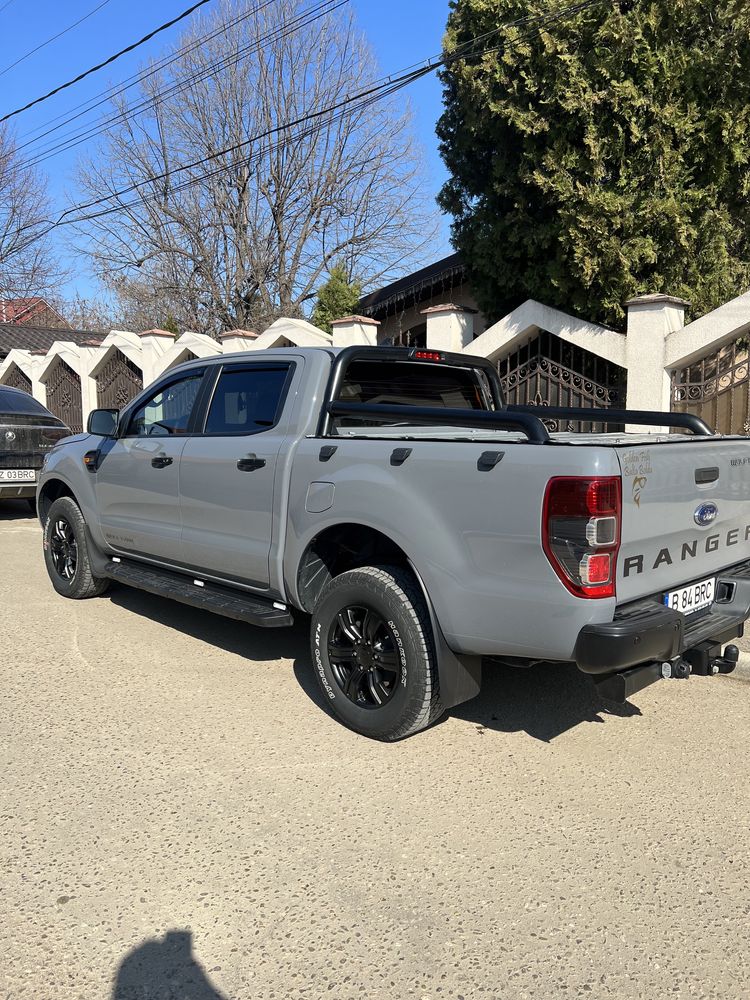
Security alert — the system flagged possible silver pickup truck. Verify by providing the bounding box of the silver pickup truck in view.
[37,346,750,739]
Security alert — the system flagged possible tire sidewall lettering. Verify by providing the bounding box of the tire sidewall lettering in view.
[314,621,336,700]
[387,619,408,686]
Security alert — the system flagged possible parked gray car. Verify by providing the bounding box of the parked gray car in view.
[37,346,750,739]
[0,386,69,510]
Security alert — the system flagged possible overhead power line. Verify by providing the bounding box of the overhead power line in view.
[0,0,114,80]
[13,0,618,249]
[18,0,346,170]
[14,0,279,151]
[0,0,215,123]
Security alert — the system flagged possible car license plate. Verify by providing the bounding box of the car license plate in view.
[663,576,715,616]
[0,469,36,482]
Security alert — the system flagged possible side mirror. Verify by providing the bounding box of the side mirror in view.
[87,408,119,437]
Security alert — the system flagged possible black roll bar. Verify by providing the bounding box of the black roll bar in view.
[508,404,714,436]
[326,401,551,444]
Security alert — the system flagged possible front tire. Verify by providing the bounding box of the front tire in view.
[310,565,443,741]
[43,496,110,599]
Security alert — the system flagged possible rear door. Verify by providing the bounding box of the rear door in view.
[616,438,750,604]
[178,360,297,589]
[94,369,206,561]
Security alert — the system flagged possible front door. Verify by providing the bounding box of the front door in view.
[95,370,206,561]
[178,361,296,588]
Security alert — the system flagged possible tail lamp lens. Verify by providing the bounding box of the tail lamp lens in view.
[542,477,621,599]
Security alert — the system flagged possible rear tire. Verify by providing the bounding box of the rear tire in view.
[310,565,443,741]
[43,496,110,599]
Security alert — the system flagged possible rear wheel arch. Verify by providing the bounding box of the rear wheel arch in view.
[296,522,415,613]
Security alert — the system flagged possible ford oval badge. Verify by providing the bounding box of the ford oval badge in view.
[694,502,718,526]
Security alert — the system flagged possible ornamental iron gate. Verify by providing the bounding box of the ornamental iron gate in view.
[497,330,627,432]
[96,349,143,410]
[45,358,83,433]
[671,340,750,435]
[4,365,32,394]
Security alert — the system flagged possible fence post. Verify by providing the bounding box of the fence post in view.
[423,304,476,352]
[624,294,689,421]
[330,315,380,347]
[138,329,175,385]
[220,330,259,353]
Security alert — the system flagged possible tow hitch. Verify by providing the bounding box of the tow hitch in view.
[594,643,740,702]
[683,642,739,677]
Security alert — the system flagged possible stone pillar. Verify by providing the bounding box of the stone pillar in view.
[330,315,380,348]
[28,351,49,406]
[138,328,175,385]
[422,304,476,353]
[79,341,104,425]
[624,294,689,429]
[220,330,259,353]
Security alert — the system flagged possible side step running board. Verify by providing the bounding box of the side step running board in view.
[104,558,293,628]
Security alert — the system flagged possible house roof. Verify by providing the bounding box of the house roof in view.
[359,253,465,318]
[0,297,68,326]
[0,324,105,360]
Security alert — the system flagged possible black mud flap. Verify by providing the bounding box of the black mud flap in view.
[410,561,482,711]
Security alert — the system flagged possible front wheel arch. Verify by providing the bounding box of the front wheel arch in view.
[38,477,78,526]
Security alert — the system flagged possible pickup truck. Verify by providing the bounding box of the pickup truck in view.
[37,346,749,740]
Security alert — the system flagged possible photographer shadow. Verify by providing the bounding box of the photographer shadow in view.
[113,929,229,1000]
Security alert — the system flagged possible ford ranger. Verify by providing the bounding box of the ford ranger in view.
[37,346,749,740]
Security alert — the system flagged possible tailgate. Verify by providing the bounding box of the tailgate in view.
[616,439,750,603]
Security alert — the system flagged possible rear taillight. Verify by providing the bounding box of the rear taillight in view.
[542,476,621,599]
[42,427,69,442]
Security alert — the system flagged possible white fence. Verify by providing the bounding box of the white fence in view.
[3,289,750,431]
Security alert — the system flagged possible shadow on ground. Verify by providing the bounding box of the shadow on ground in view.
[108,583,310,665]
[113,929,229,1000]
[0,498,36,521]
[108,583,639,742]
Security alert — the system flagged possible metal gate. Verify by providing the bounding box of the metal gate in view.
[671,340,750,435]
[497,330,626,432]
[3,366,32,394]
[45,358,83,433]
[96,349,143,410]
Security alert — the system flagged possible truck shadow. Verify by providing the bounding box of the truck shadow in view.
[105,585,639,742]
[112,929,229,999]
[106,584,311,665]
[449,659,641,742]
[0,498,36,521]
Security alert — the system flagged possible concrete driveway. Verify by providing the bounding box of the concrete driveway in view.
[2,498,750,999]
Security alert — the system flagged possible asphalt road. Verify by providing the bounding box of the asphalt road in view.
[2,498,750,999]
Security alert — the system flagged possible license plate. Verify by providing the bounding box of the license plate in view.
[664,576,715,616]
[0,469,36,482]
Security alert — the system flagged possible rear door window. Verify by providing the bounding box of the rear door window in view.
[203,365,291,435]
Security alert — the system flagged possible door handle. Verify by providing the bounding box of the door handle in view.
[237,453,266,472]
[151,454,173,469]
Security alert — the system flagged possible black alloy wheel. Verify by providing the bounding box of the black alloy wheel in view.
[49,516,78,581]
[328,605,401,708]
[42,496,110,599]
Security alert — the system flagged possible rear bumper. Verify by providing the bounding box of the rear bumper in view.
[575,560,750,676]
[0,483,36,499]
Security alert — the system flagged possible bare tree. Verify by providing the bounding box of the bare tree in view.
[76,0,435,336]
[0,125,64,301]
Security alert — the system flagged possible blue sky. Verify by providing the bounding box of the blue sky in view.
[0,0,452,301]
